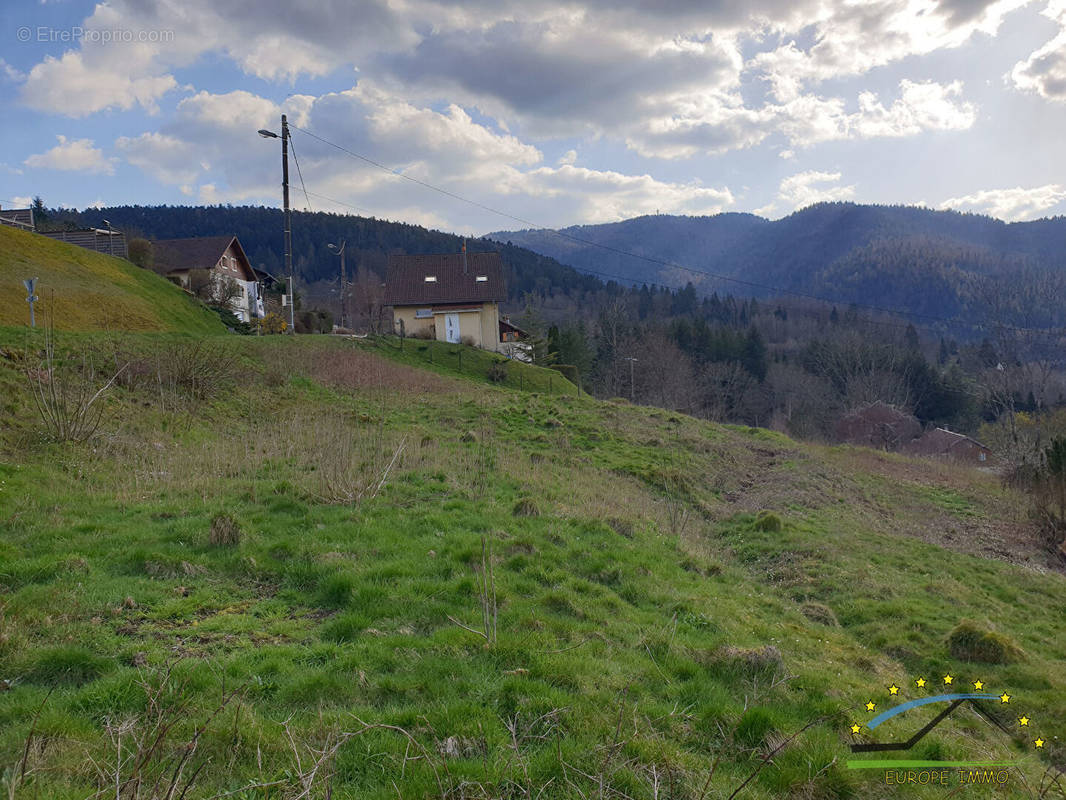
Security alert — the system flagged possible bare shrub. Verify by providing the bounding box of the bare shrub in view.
[159,340,240,401]
[513,497,540,517]
[83,662,243,800]
[447,534,498,645]
[27,329,126,442]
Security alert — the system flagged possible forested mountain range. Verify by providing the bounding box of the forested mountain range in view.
[490,202,1066,328]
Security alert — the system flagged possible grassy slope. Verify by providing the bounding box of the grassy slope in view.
[0,226,224,334]
[0,332,1063,799]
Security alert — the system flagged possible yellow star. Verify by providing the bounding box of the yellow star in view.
[915,677,926,688]
[888,685,900,695]
[851,724,861,734]
[1019,716,1030,727]
[1000,693,1011,704]
[943,674,954,685]
[865,701,876,712]
[1035,738,1045,748]
[973,680,984,691]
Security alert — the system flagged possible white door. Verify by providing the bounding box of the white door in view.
[445,313,461,343]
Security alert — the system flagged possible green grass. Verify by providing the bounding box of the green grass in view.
[378,335,581,395]
[0,330,1063,799]
[0,225,224,333]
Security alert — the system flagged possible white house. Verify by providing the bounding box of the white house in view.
[152,235,264,322]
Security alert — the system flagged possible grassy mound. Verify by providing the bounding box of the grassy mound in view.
[0,225,223,333]
[947,620,1025,664]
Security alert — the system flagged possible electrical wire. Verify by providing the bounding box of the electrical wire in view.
[286,123,1066,342]
[287,135,314,214]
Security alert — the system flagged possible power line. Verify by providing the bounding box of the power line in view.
[287,135,314,213]
[286,123,1066,341]
[296,189,375,217]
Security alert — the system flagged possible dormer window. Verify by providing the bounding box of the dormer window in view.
[424,275,437,282]
[475,275,488,282]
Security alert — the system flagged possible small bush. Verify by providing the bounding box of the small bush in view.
[801,602,838,626]
[28,645,109,686]
[752,511,783,532]
[487,361,508,383]
[513,497,541,517]
[209,513,242,547]
[319,572,357,607]
[947,620,1024,664]
[734,707,776,749]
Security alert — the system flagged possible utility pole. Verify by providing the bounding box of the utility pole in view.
[328,240,347,330]
[258,115,295,333]
[282,115,294,334]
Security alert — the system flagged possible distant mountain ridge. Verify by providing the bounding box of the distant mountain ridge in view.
[488,203,1066,325]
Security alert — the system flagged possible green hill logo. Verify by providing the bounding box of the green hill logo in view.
[845,674,1050,786]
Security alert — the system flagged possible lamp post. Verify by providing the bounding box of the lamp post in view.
[327,240,346,331]
[258,115,295,334]
[103,219,114,257]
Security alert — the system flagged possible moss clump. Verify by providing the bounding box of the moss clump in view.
[704,644,784,683]
[947,620,1024,664]
[801,601,839,626]
[752,511,783,532]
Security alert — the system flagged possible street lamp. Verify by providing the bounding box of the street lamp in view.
[257,116,295,334]
[327,240,347,330]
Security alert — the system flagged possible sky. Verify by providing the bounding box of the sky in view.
[2,0,1066,235]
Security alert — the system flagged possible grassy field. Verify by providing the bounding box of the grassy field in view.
[0,226,224,334]
[1,329,1063,799]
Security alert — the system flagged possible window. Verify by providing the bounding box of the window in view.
[424,275,437,282]
[475,275,488,282]
[415,308,432,318]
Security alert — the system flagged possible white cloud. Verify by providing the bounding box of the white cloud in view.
[939,184,1066,219]
[1011,0,1066,103]
[118,84,733,229]
[116,132,198,184]
[24,135,116,175]
[21,51,177,117]
[557,149,577,165]
[750,0,1028,103]
[11,196,33,207]
[852,80,976,137]
[0,58,25,82]
[777,170,856,209]
[626,80,976,157]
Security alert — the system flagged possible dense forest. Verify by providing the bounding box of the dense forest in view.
[35,201,1066,445]
[492,202,1066,331]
